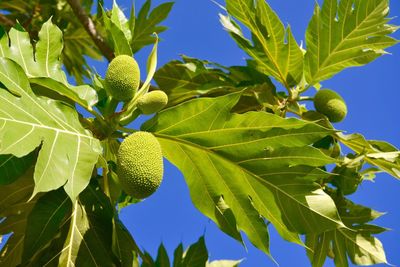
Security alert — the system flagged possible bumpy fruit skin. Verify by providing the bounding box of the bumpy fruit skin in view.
[314,89,347,122]
[137,90,168,115]
[105,55,140,101]
[117,131,163,199]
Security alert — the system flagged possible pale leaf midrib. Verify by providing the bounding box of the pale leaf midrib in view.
[0,72,78,133]
[0,117,93,139]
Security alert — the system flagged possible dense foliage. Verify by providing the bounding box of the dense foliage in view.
[0,0,399,266]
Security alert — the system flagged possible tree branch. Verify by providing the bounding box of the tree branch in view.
[66,0,115,61]
[0,13,15,28]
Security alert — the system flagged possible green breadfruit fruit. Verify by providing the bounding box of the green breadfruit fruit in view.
[117,131,163,199]
[137,90,168,115]
[105,55,140,101]
[314,89,347,123]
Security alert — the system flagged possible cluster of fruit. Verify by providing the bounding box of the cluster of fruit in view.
[105,55,166,199]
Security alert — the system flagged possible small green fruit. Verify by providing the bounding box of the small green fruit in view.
[105,55,140,101]
[117,131,163,199]
[137,90,168,115]
[314,89,347,122]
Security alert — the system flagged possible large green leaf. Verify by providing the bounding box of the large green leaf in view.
[222,0,303,88]
[0,58,101,200]
[337,133,400,179]
[305,0,398,85]
[0,167,35,266]
[0,20,98,108]
[142,92,345,257]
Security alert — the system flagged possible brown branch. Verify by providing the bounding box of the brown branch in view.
[0,13,15,28]
[66,0,115,61]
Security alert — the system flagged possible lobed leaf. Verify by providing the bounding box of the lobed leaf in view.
[337,132,400,179]
[305,0,398,85]
[305,198,388,266]
[0,58,101,200]
[142,92,345,258]
[130,0,174,53]
[0,0,98,83]
[222,0,303,88]
[0,19,98,108]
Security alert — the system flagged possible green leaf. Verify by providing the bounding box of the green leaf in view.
[0,19,98,108]
[181,236,208,267]
[141,34,159,92]
[305,0,398,85]
[142,92,345,257]
[306,197,388,266]
[155,243,170,267]
[337,132,400,179]
[111,0,132,41]
[154,56,277,110]
[0,167,35,266]
[112,218,140,267]
[130,0,174,53]
[21,189,72,264]
[102,6,132,56]
[57,182,116,266]
[145,237,241,267]
[172,244,184,267]
[330,164,362,195]
[222,0,303,87]
[0,58,102,200]
[0,151,36,185]
[0,0,98,83]
[30,77,98,109]
[305,231,332,267]
[102,5,132,56]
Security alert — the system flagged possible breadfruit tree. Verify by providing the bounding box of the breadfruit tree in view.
[0,0,399,266]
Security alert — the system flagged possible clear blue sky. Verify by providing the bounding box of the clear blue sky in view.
[91,0,400,266]
[1,0,397,266]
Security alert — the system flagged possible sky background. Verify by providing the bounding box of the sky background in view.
[93,0,400,267]
[1,1,398,267]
